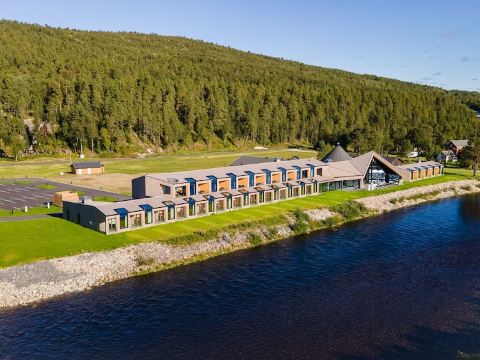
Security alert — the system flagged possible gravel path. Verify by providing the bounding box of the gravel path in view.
[0,179,478,310]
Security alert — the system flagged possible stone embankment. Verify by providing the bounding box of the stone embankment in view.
[1,179,479,310]
[358,179,480,212]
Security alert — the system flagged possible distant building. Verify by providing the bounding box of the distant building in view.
[445,140,470,155]
[436,150,457,163]
[70,161,105,175]
[53,191,80,207]
[230,156,280,166]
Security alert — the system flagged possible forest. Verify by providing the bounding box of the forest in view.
[0,20,479,158]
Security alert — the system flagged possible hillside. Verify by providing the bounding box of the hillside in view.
[0,20,479,157]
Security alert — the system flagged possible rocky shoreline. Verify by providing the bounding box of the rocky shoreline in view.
[0,179,479,311]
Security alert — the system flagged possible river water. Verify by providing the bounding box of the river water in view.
[1,195,480,359]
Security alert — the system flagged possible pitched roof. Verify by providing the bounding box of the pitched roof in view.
[230,156,280,166]
[322,144,352,163]
[71,161,103,169]
[447,139,470,148]
[349,151,407,178]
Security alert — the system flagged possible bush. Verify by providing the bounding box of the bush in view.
[248,232,262,247]
[135,255,155,267]
[321,214,343,228]
[291,220,309,234]
[293,208,308,222]
[331,201,367,220]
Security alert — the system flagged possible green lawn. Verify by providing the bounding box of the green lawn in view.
[0,148,316,178]
[0,170,472,269]
[36,183,58,190]
[0,205,61,218]
[93,195,119,202]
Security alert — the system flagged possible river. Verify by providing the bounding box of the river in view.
[1,195,480,359]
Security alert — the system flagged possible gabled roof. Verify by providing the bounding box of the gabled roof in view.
[349,151,406,178]
[447,139,470,148]
[71,161,103,169]
[230,156,280,166]
[322,144,352,163]
[439,150,456,156]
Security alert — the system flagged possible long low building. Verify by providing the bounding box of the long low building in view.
[63,146,444,234]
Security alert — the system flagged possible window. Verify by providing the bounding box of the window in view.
[155,209,166,223]
[233,197,242,208]
[216,200,225,211]
[130,213,142,227]
[108,218,117,233]
[176,186,187,197]
[316,168,323,176]
[266,191,273,202]
[119,214,128,229]
[197,202,207,215]
[168,206,175,220]
[259,191,265,203]
[176,206,187,218]
[140,205,153,224]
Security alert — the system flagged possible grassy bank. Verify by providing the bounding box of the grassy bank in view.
[0,171,471,269]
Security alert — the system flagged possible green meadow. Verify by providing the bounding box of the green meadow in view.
[0,148,316,178]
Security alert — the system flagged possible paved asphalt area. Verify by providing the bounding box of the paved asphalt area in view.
[0,178,130,211]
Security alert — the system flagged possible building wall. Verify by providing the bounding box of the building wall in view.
[63,201,106,232]
[132,176,146,199]
[72,167,104,175]
[237,177,248,188]
[218,178,231,191]
[197,182,210,194]
[271,172,281,183]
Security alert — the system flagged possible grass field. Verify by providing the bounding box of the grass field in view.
[0,205,61,218]
[0,170,472,269]
[0,148,316,179]
[0,148,317,194]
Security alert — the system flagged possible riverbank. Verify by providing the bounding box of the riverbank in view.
[0,179,479,310]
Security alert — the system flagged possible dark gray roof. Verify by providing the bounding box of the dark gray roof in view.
[71,161,103,169]
[321,145,352,163]
[230,156,280,166]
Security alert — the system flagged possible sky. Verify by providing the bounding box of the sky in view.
[2,0,479,91]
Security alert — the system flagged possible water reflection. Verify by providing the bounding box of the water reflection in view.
[1,195,480,360]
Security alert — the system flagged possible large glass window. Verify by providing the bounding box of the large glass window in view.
[155,209,166,223]
[108,218,117,233]
[119,215,128,229]
[130,213,142,227]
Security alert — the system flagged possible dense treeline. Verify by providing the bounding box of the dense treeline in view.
[0,20,479,157]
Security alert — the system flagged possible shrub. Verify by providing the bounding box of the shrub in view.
[291,220,309,234]
[293,208,308,222]
[248,232,262,247]
[321,214,343,228]
[135,255,155,267]
[331,201,367,220]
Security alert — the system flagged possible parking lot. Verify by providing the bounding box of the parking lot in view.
[0,179,130,211]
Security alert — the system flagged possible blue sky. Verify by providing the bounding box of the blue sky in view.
[2,0,479,91]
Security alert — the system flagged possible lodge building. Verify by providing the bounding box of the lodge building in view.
[63,146,444,235]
